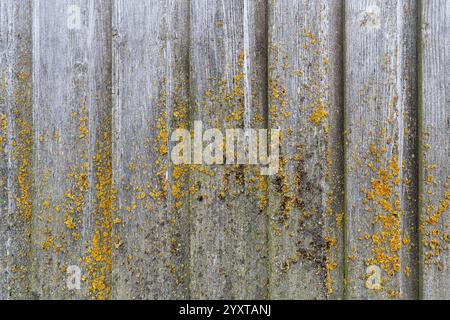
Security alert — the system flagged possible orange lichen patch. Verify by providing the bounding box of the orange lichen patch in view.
[304,29,317,46]
[269,79,290,124]
[136,189,146,200]
[156,113,169,156]
[64,214,76,230]
[258,175,268,211]
[17,71,30,81]
[82,137,114,300]
[168,86,190,209]
[370,144,377,155]
[422,186,450,265]
[171,183,182,201]
[64,162,89,239]
[0,113,6,152]
[425,192,450,226]
[78,116,88,139]
[170,174,186,209]
[41,234,54,251]
[309,104,328,126]
[149,92,171,206]
[336,213,344,228]
[362,151,405,280]
[371,174,393,199]
[9,68,33,223]
[14,113,33,222]
[42,200,51,210]
[195,50,248,129]
[387,290,400,299]
[325,236,337,295]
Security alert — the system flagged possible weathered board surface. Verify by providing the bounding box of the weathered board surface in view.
[30,0,112,300]
[112,0,190,299]
[189,0,268,299]
[419,0,450,300]
[267,0,344,299]
[0,0,33,300]
[345,0,419,299]
[0,0,449,300]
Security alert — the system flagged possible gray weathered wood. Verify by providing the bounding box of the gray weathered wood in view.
[1,0,450,301]
[30,0,112,299]
[0,0,33,300]
[111,0,190,299]
[419,0,450,300]
[267,0,345,299]
[345,0,419,299]
[189,0,268,299]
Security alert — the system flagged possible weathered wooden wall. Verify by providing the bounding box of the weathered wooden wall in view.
[0,0,448,300]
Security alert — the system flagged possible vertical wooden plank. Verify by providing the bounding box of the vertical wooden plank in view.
[267,0,345,299]
[345,0,419,299]
[111,0,190,299]
[419,0,450,300]
[31,0,112,299]
[189,0,268,299]
[0,0,33,300]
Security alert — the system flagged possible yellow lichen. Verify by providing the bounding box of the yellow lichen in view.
[78,116,88,139]
[362,150,405,282]
[309,105,328,126]
[64,162,89,239]
[325,236,337,295]
[82,136,114,300]
[0,113,6,153]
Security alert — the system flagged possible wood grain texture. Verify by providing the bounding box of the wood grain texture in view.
[345,0,419,299]
[267,0,345,300]
[30,0,112,299]
[189,0,268,299]
[419,0,450,300]
[1,0,450,301]
[112,0,190,299]
[0,0,33,300]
